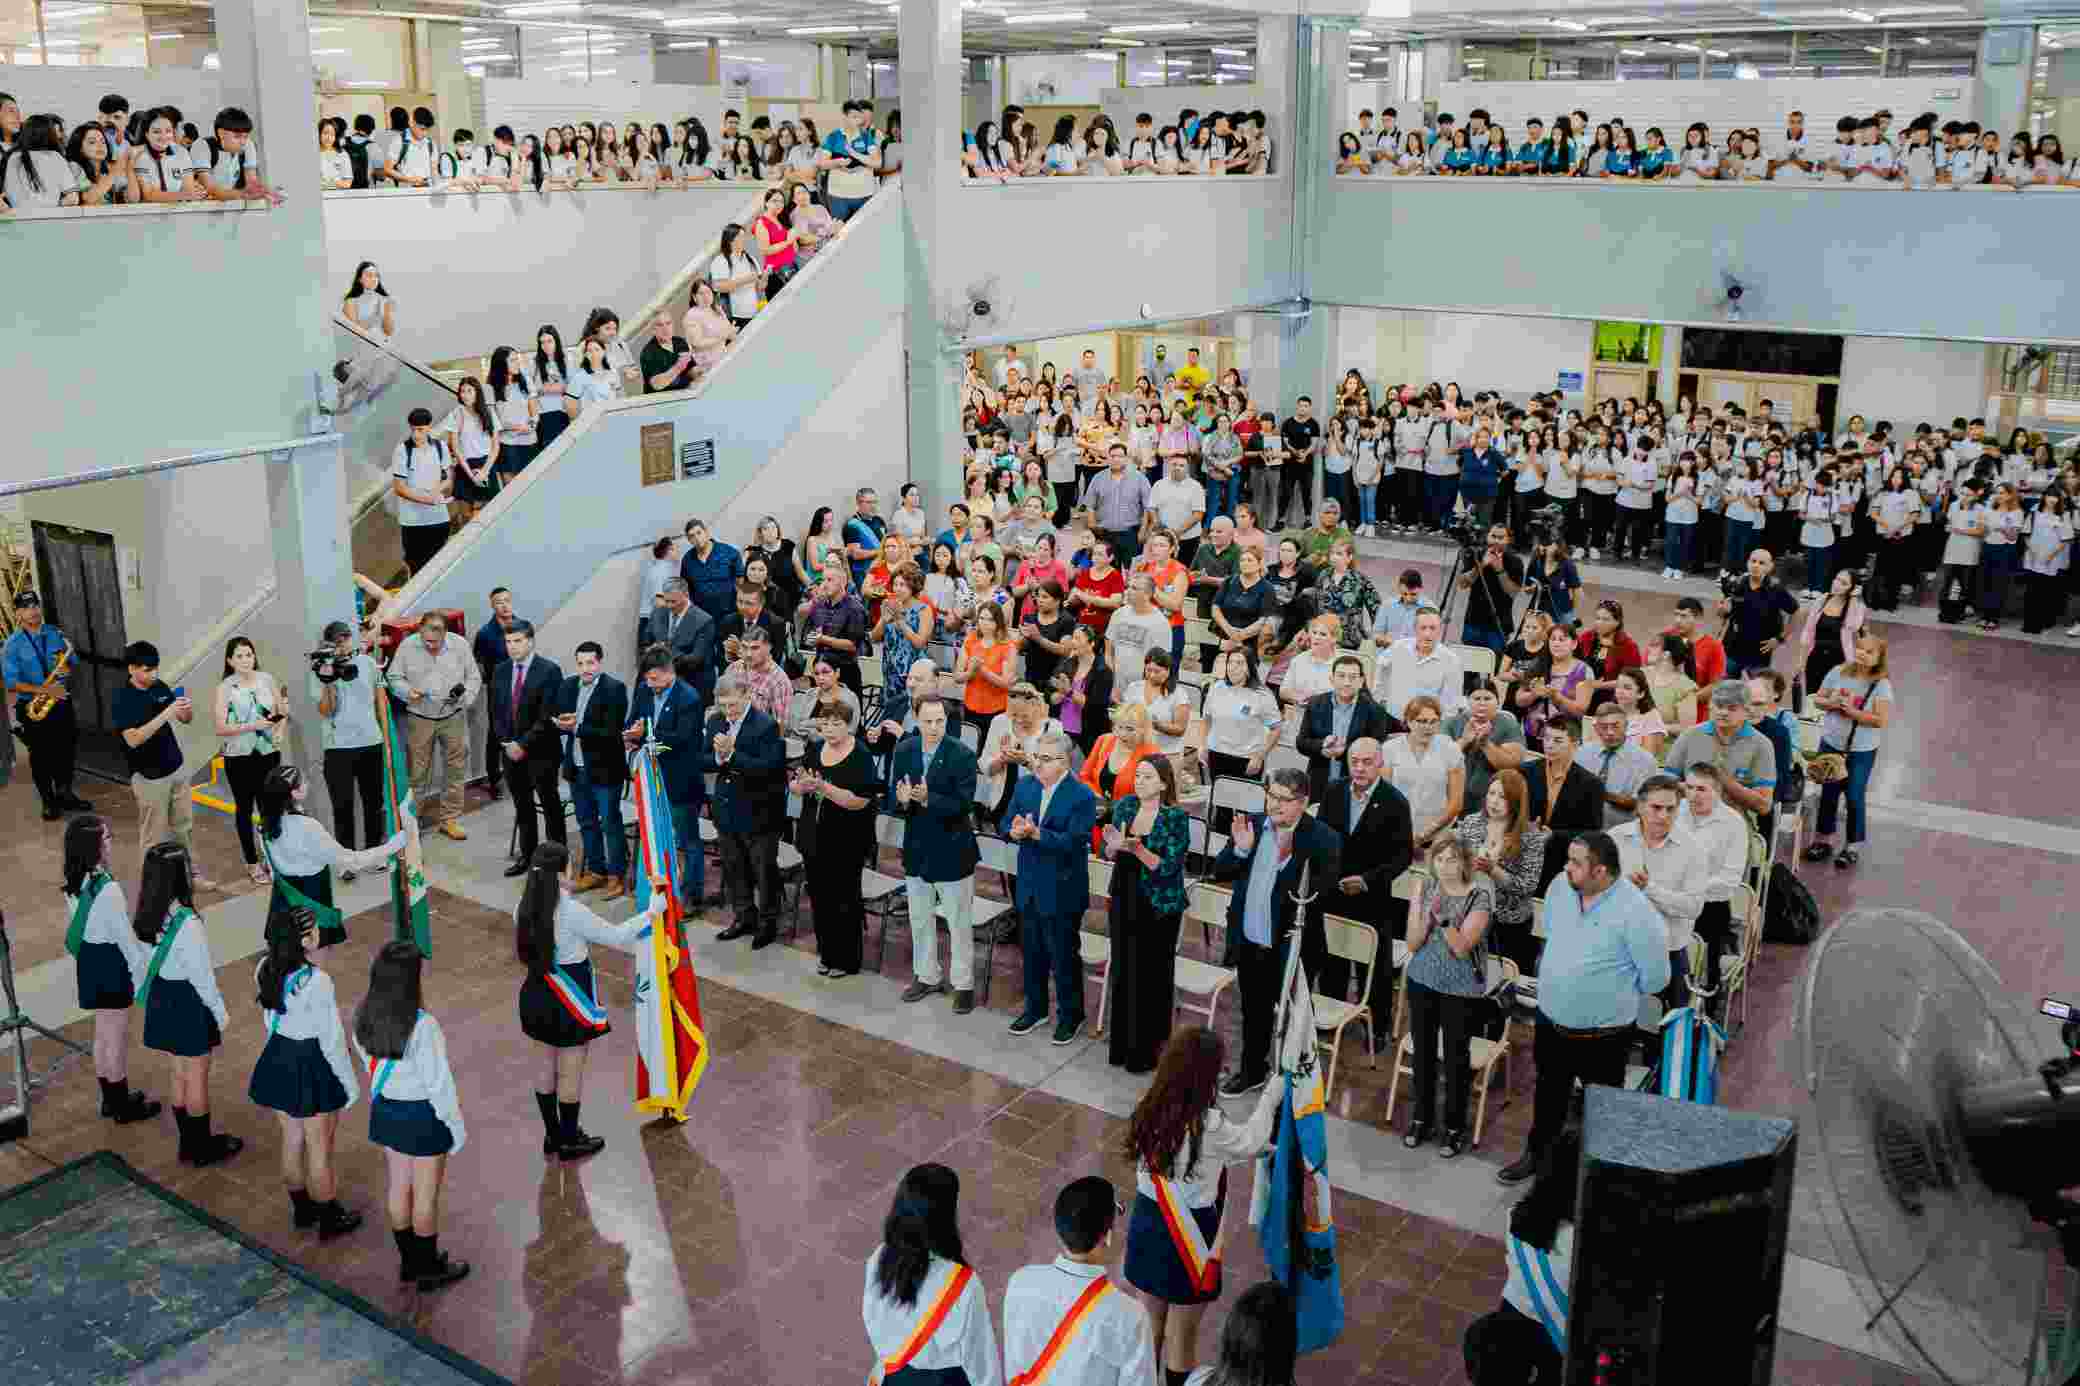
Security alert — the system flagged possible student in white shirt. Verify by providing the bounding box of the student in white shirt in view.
[391,408,453,576]
[709,223,763,327]
[442,376,501,523]
[381,106,436,190]
[2,113,82,208]
[863,1164,1002,1386]
[1849,118,1898,188]
[1044,114,1082,175]
[62,815,161,1125]
[318,116,353,189]
[1767,112,1813,183]
[185,105,283,205]
[128,107,202,204]
[249,906,365,1240]
[1677,122,1718,182]
[487,344,538,477]
[1004,1178,1157,1386]
[135,842,242,1166]
[568,334,624,413]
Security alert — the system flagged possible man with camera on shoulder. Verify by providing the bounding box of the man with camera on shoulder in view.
[1714,548,1798,680]
[384,611,482,841]
[309,620,389,879]
[1456,521,1525,659]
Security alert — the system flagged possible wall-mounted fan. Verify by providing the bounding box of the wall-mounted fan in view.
[2003,346,2054,390]
[937,275,1009,344]
[1702,268,1764,324]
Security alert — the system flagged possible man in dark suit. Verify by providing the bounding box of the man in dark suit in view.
[715,578,793,674]
[999,729,1101,1045]
[648,578,717,706]
[1294,655,1403,804]
[1317,735,1414,1004]
[887,697,982,1013]
[554,640,630,900]
[1524,717,1605,889]
[1210,766,1342,1095]
[491,620,565,877]
[472,585,524,800]
[623,643,706,905]
[699,672,787,947]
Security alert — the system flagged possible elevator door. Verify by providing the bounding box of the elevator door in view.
[33,523,130,780]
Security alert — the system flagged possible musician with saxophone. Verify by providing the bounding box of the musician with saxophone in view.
[4,590,92,822]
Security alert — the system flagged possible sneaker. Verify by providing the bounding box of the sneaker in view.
[1008,1012,1048,1037]
[2068,623,2080,638]
[1496,1151,1539,1185]
[1219,1070,1267,1097]
[341,867,358,884]
[901,980,945,1004]
[952,989,975,1015]
[1801,842,1835,864]
[1588,547,1601,560]
[1051,1017,1085,1046]
[1835,848,1859,868]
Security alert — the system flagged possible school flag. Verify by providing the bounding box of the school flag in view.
[629,742,708,1120]
[1250,913,1345,1355]
[372,690,433,956]
[1655,1004,1727,1106]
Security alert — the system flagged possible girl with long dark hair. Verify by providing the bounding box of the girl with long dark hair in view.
[63,814,160,1124]
[135,842,241,1166]
[513,842,646,1161]
[341,258,394,338]
[862,1163,999,1383]
[214,634,285,884]
[487,344,539,479]
[1121,1026,1281,1382]
[249,907,363,1239]
[532,324,573,451]
[257,763,409,948]
[441,376,501,523]
[1185,1281,1298,1386]
[352,939,469,1291]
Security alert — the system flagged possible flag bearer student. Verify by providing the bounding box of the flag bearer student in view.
[862,1162,1003,1386]
[1121,1027,1281,1386]
[62,814,161,1125]
[248,906,364,1240]
[352,939,470,1292]
[256,764,412,948]
[135,841,243,1166]
[1003,1175,1158,1386]
[512,842,651,1161]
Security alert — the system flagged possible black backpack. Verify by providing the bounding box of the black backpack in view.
[345,137,372,189]
[1763,862,1820,944]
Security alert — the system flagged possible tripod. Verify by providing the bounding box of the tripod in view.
[0,909,90,1143]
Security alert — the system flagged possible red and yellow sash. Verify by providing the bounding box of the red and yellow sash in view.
[1009,1277,1114,1386]
[1150,1172,1222,1295]
[868,1263,974,1385]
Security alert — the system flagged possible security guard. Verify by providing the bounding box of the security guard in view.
[4,591,92,821]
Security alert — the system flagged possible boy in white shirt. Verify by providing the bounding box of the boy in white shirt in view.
[383,106,437,188]
[194,106,284,205]
[1824,116,1861,183]
[1850,117,1898,187]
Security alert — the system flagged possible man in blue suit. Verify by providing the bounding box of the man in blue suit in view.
[623,643,705,904]
[887,697,982,1013]
[998,728,1100,1045]
[553,640,630,899]
[1210,766,1342,1095]
[699,673,788,948]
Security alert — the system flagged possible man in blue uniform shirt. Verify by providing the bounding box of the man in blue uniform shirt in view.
[3,590,91,819]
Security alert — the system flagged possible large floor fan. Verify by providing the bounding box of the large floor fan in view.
[1795,908,2080,1386]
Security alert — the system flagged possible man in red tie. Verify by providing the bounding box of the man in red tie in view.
[491,621,566,877]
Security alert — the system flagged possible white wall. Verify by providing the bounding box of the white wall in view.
[1335,308,1591,397]
[1007,55,1122,106]
[1436,77,1980,145]
[0,61,222,127]
[1837,337,1990,430]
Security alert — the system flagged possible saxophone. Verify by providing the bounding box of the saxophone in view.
[26,645,70,721]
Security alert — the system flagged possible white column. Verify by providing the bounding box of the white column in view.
[256,440,357,782]
[897,0,966,515]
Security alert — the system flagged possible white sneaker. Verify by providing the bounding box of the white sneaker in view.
[2067,623,2080,638]
[1588,547,1602,560]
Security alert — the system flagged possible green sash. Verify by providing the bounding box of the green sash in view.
[135,906,193,1007]
[257,819,346,936]
[63,871,109,959]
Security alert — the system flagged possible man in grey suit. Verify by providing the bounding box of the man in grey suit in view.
[647,578,716,706]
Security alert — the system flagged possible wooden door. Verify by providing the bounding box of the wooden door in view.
[31,523,127,762]
[1592,366,1649,410]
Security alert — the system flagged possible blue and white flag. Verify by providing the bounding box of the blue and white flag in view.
[1656,1004,1726,1106]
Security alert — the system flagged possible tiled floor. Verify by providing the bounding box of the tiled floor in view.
[6,541,2071,1384]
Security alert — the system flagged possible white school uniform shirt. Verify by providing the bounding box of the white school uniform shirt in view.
[551,894,649,967]
[263,812,403,878]
[1138,1084,1282,1209]
[710,251,761,319]
[2025,511,2073,576]
[1770,132,1811,182]
[255,964,360,1109]
[1942,503,1987,566]
[192,136,261,193]
[1872,489,1917,537]
[493,377,537,446]
[1423,418,1460,476]
[1665,475,1699,526]
[1951,146,1990,184]
[1798,491,1836,548]
[1608,820,1707,952]
[2,149,83,208]
[1984,506,2025,549]
[1617,455,1656,510]
[152,910,229,1027]
[1678,145,1718,180]
[1201,683,1281,758]
[534,357,570,415]
[1395,417,1429,471]
[1581,448,1619,496]
[1833,480,1862,538]
[391,134,434,183]
[1853,143,1896,188]
[1543,450,1579,500]
[569,364,623,407]
[1003,1259,1155,1386]
[353,1012,466,1150]
[1512,448,1545,495]
[440,405,496,462]
[1724,478,1764,525]
[68,878,148,985]
[390,437,452,528]
[862,1250,1003,1386]
[1901,144,1938,188]
[319,148,353,186]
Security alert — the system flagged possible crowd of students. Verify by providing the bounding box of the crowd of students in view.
[1335,103,2080,188]
[962,102,1274,181]
[0,91,285,210]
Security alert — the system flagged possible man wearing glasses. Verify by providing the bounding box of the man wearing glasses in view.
[1001,730,1102,1045]
[1210,766,1342,1096]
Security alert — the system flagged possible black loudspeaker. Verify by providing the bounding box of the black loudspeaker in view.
[1564,1086,1798,1386]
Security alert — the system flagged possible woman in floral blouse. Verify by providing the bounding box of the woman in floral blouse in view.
[1311,538,1381,649]
[1102,754,1192,1074]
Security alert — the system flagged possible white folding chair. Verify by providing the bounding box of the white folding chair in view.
[1209,775,1266,823]
[1083,855,1115,1035]
[1314,914,1380,1102]
[1266,745,1310,783]
[958,722,981,754]
[861,814,909,972]
[973,833,1022,1004]
[1174,883,1237,1031]
[1383,956,1519,1148]
[1454,644,1499,678]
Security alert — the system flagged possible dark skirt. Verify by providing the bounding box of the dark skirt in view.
[1124,1188,1224,1305]
[537,408,570,452]
[143,978,222,1057]
[369,1095,455,1157]
[451,456,498,504]
[1107,856,1181,1074]
[248,1033,352,1118]
[886,1370,969,1386]
[519,961,611,1048]
[271,869,342,947]
[76,940,135,1011]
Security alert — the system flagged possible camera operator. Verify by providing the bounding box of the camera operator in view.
[1713,548,1798,680]
[383,611,482,841]
[308,620,389,875]
[1455,522,1525,658]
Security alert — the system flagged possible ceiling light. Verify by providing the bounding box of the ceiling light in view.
[1080,50,1117,59]
[1210,45,1248,55]
[1218,62,1252,71]
[310,24,342,33]
[1351,28,1372,37]
[1546,19,1587,31]
[1108,21,1192,32]
[41,37,82,45]
[551,32,595,42]
[1620,46,1645,54]
[1003,10,1087,22]
[1706,48,1728,56]
[1581,14,1655,23]
[502,2,582,14]
[665,39,705,47]
[1463,57,1485,66]
[149,31,181,38]
[786,22,862,32]
[1871,4,1964,13]
[1863,44,1883,52]
[1098,36,1143,45]
[1349,43,1379,51]
[462,37,502,46]
[461,26,480,32]
[311,46,348,54]
[41,4,106,18]
[663,13,742,24]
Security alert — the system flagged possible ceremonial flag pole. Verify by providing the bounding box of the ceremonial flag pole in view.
[628,739,709,1121]
[372,686,432,956]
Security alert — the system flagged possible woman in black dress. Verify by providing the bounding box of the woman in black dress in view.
[795,699,880,978]
[1103,755,1191,1074]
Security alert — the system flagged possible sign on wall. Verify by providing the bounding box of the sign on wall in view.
[680,439,717,481]
[640,422,675,487]
[1557,370,1584,391]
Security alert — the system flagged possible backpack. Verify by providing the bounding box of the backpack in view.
[345,136,372,189]
[1763,862,1820,944]
[200,136,250,190]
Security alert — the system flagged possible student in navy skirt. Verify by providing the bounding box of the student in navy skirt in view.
[514,842,647,1161]
[861,1163,1001,1386]
[61,815,161,1125]
[1121,1027,1281,1386]
[352,940,469,1292]
[134,842,242,1166]
[250,907,364,1239]
[256,764,410,948]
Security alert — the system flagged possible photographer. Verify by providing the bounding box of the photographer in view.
[1714,548,1798,680]
[1455,522,1525,657]
[308,621,388,875]
[214,636,288,885]
[383,612,482,841]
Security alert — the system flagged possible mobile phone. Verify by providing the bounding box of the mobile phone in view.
[2044,998,2074,1021]
[172,686,186,699]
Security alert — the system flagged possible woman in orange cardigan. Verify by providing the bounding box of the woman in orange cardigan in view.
[1080,703,1160,848]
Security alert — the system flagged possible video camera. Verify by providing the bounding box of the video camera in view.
[308,649,359,683]
[1522,502,1566,550]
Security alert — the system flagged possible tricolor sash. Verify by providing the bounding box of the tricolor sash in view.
[545,965,610,1030]
[64,870,109,959]
[134,907,192,1007]
[1008,1277,1113,1386]
[868,1263,974,1385]
[266,966,313,1036]
[1150,1170,1223,1296]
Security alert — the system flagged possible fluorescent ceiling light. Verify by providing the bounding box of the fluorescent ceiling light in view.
[41,37,82,46]
[462,37,502,46]
[1872,4,1964,13]
[1907,59,1964,68]
[462,26,480,33]
[502,2,582,14]
[1210,45,1248,55]
[149,31,181,39]
[1003,10,1087,23]
[1620,46,1645,54]
[311,46,348,54]
[1759,6,1871,17]
[1218,62,1252,71]
[1108,21,1191,32]
[1471,18,1510,26]
[1463,57,1485,66]
[1706,47,1728,56]
[1912,35,1929,43]
[42,4,106,18]
[663,13,743,23]
[1863,44,1883,52]
[786,22,861,32]
[1581,14,1655,24]
[1098,36,1143,44]
[665,39,706,47]
[1349,43,1379,51]
[1081,50,1116,59]
[1351,28,1373,37]
[1546,19,1587,31]
[311,24,342,33]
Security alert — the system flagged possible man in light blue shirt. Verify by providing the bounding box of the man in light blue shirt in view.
[1497,831,1669,1185]
[1369,569,1426,646]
